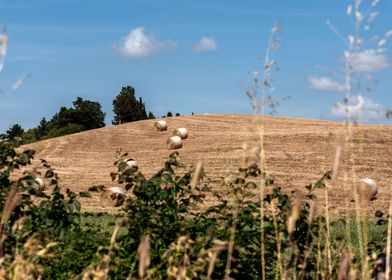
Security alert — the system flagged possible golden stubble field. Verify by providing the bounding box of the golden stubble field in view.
[22,114,392,216]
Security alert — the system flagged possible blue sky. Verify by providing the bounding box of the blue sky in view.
[0,0,391,132]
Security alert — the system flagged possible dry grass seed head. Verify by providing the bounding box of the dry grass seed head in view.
[338,253,351,280]
[8,235,57,280]
[206,240,228,280]
[1,186,21,226]
[137,235,151,279]
[287,199,301,235]
[190,161,203,191]
[0,26,7,72]
[331,144,343,185]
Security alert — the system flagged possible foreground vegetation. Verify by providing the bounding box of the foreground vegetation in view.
[0,139,390,279]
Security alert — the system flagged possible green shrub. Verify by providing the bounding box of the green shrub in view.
[45,123,85,138]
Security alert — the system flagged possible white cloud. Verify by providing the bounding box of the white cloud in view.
[309,76,344,92]
[191,37,217,52]
[331,95,387,121]
[351,49,390,73]
[116,27,177,59]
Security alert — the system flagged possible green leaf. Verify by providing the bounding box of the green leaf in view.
[45,169,55,178]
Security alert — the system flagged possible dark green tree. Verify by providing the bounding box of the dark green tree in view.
[36,117,48,138]
[148,112,156,119]
[167,112,173,117]
[112,86,148,125]
[175,113,180,117]
[6,124,24,141]
[49,97,105,131]
[139,97,147,120]
[23,128,39,144]
[39,97,106,139]
[72,97,105,129]
[49,107,76,129]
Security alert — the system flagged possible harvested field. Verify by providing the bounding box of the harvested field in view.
[22,114,392,216]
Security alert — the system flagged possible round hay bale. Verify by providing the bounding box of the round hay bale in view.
[173,128,188,139]
[125,158,138,169]
[100,187,125,207]
[167,136,182,150]
[357,178,377,201]
[154,120,167,131]
[35,178,45,191]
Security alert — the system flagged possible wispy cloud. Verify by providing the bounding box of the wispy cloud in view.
[191,37,217,52]
[351,49,390,73]
[309,76,344,92]
[116,27,177,59]
[11,73,31,91]
[204,6,332,18]
[331,95,387,121]
[7,41,102,63]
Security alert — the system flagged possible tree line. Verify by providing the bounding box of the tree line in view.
[0,86,183,144]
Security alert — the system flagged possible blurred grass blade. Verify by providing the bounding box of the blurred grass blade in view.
[137,235,150,279]
[1,186,21,225]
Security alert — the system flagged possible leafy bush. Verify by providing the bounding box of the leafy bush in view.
[45,123,85,139]
[0,140,82,273]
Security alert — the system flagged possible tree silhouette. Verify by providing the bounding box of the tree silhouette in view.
[50,97,105,131]
[112,86,148,124]
[6,124,24,141]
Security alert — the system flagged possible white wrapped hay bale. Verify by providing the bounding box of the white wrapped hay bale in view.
[173,128,188,139]
[100,187,125,207]
[125,158,138,169]
[154,120,167,131]
[167,136,182,150]
[35,178,45,191]
[357,178,377,201]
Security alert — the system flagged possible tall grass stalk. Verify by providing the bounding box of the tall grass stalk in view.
[352,2,367,275]
[316,222,324,279]
[258,20,282,279]
[270,200,282,279]
[224,203,238,280]
[327,0,390,275]
[386,198,392,280]
[246,19,282,278]
[323,182,333,277]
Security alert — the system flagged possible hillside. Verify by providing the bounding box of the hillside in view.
[22,114,392,215]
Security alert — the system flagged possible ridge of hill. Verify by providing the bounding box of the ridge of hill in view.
[23,114,392,215]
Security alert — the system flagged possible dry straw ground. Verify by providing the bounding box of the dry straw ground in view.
[22,114,392,216]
